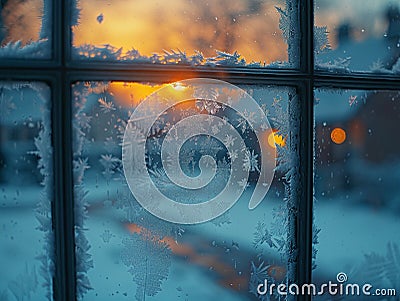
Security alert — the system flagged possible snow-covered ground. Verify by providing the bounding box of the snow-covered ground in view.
[1,179,399,300]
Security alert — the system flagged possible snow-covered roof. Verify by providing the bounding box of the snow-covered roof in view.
[317,37,391,72]
[315,36,394,122]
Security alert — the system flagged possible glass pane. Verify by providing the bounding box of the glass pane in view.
[0,82,53,299]
[0,0,51,58]
[314,89,400,300]
[315,0,400,74]
[71,0,298,68]
[72,80,295,300]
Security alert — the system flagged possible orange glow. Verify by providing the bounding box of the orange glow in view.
[1,0,43,46]
[125,222,287,288]
[108,82,168,107]
[331,127,346,144]
[125,223,249,290]
[267,130,286,148]
[171,82,187,91]
[72,0,287,64]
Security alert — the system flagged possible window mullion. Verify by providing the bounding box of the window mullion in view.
[52,0,77,301]
[289,1,315,301]
[52,76,76,301]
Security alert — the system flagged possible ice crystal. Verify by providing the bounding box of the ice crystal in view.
[355,242,400,291]
[8,264,38,301]
[100,154,121,182]
[243,149,260,172]
[121,233,172,301]
[73,45,267,67]
[222,134,236,148]
[33,98,55,300]
[193,86,219,102]
[276,6,290,42]
[348,95,358,106]
[0,40,50,58]
[314,26,331,54]
[75,231,94,297]
[100,230,113,243]
[195,100,221,114]
[253,221,274,249]
[249,261,280,301]
[369,59,392,74]
[98,97,115,113]
[72,82,107,298]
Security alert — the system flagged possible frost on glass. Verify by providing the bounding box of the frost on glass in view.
[0,0,51,58]
[314,89,400,299]
[71,0,298,68]
[0,82,53,300]
[72,81,298,300]
[315,0,400,74]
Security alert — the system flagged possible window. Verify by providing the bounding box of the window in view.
[0,1,399,301]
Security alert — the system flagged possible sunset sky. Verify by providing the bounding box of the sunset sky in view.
[0,0,397,62]
[72,0,286,64]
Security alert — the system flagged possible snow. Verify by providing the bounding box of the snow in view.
[2,179,399,300]
[314,196,400,290]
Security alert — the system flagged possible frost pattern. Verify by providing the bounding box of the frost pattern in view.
[72,81,176,300]
[72,45,278,68]
[71,1,297,68]
[246,87,297,300]
[347,243,400,298]
[275,0,299,67]
[32,84,54,300]
[314,13,352,71]
[121,232,171,301]
[0,82,54,300]
[248,87,317,301]
[0,1,51,58]
[370,56,400,75]
[72,82,102,298]
[74,82,295,300]
[8,264,38,301]
[285,92,301,291]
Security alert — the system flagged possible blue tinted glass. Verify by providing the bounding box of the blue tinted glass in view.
[315,0,400,74]
[314,89,400,300]
[0,82,53,300]
[72,81,294,300]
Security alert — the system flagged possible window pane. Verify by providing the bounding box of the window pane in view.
[315,0,400,74]
[72,81,295,300]
[71,0,298,68]
[0,0,51,59]
[0,82,53,299]
[314,89,400,299]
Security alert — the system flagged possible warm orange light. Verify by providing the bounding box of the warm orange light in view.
[331,127,346,144]
[125,223,250,289]
[171,82,186,91]
[72,0,287,64]
[108,82,167,107]
[268,130,286,148]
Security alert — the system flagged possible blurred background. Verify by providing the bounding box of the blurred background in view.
[314,89,400,300]
[1,0,400,301]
